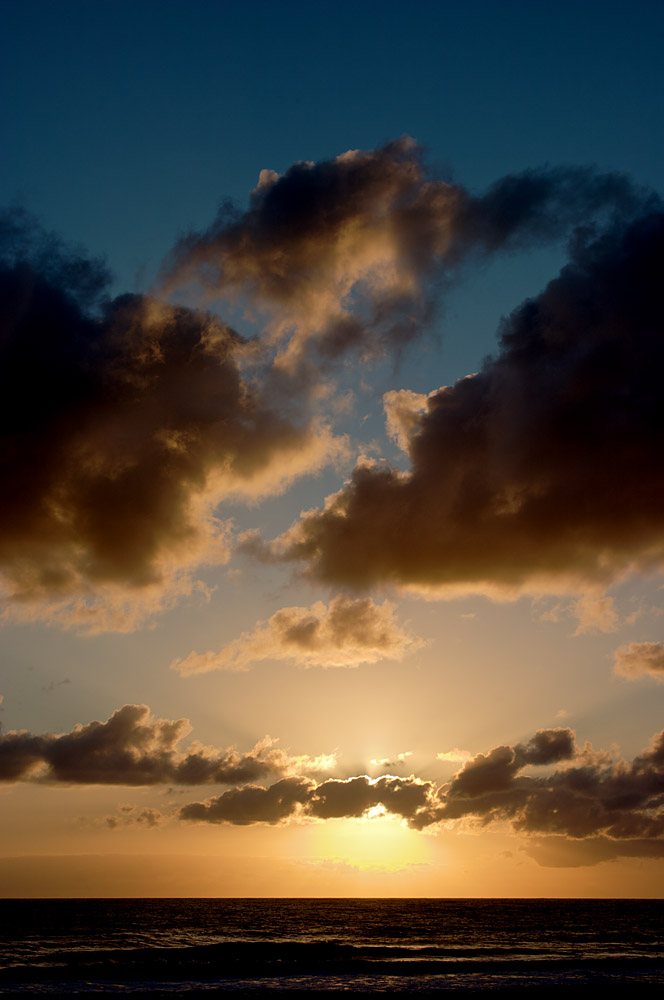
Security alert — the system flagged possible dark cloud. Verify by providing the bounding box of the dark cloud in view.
[0,212,341,630]
[180,776,315,825]
[267,206,664,595]
[166,139,646,367]
[0,704,332,785]
[179,725,664,862]
[2,147,657,626]
[434,728,664,842]
[180,773,434,827]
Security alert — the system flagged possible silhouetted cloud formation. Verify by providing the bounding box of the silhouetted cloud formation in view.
[180,725,664,859]
[614,641,664,681]
[7,700,664,861]
[180,773,433,826]
[3,144,659,629]
[171,596,422,674]
[166,138,645,368]
[0,704,334,784]
[0,211,342,630]
[267,207,664,596]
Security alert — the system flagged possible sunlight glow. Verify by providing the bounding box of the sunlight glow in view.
[307,813,433,871]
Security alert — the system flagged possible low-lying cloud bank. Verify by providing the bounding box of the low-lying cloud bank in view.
[6,705,664,864]
[0,704,334,784]
[171,596,423,674]
[179,725,664,862]
[262,205,664,597]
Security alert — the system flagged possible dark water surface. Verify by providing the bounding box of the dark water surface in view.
[1,897,663,994]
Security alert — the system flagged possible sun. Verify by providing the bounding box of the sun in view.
[305,809,433,871]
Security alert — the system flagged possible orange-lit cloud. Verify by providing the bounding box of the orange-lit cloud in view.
[180,774,434,827]
[0,213,345,630]
[262,208,664,598]
[2,152,657,630]
[613,641,664,682]
[0,704,335,784]
[164,138,455,368]
[171,596,423,675]
[178,725,664,862]
[165,140,645,368]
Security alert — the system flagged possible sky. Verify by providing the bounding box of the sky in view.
[1,0,663,897]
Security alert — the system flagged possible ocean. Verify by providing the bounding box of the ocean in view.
[1,897,663,994]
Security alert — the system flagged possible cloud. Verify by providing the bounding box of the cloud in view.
[0,211,345,630]
[614,641,664,681]
[522,836,664,868]
[165,139,645,369]
[170,596,423,675]
[370,752,413,768]
[0,704,335,784]
[105,805,166,829]
[178,725,664,862]
[180,773,434,827]
[2,149,656,627]
[164,138,451,368]
[433,728,664,843]
[535,594,621,634]
[264,206,664,597]
[436,748,473,763]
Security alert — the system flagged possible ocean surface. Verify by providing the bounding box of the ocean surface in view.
[1,898,663,995]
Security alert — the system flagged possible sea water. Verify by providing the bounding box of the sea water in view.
[1,897,663,993]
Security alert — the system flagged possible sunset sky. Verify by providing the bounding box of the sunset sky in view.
[2,0,664,897]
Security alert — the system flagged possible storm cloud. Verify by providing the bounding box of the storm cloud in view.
[171,596,423,674]
[0,703,334,785]
[267,206,664,596]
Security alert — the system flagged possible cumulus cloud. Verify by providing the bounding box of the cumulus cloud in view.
[164,138,452,368]
[0,704,335,784]
[0,211,345,630]
[180,773,434,827]
[432,728,664,845]
[165,139,644,369]
[3,147,656,627]
[264,206,664,597]
[170,596,423,675]
[179,728,575,829]
[614,641,664,681]
[178,724,664,863]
